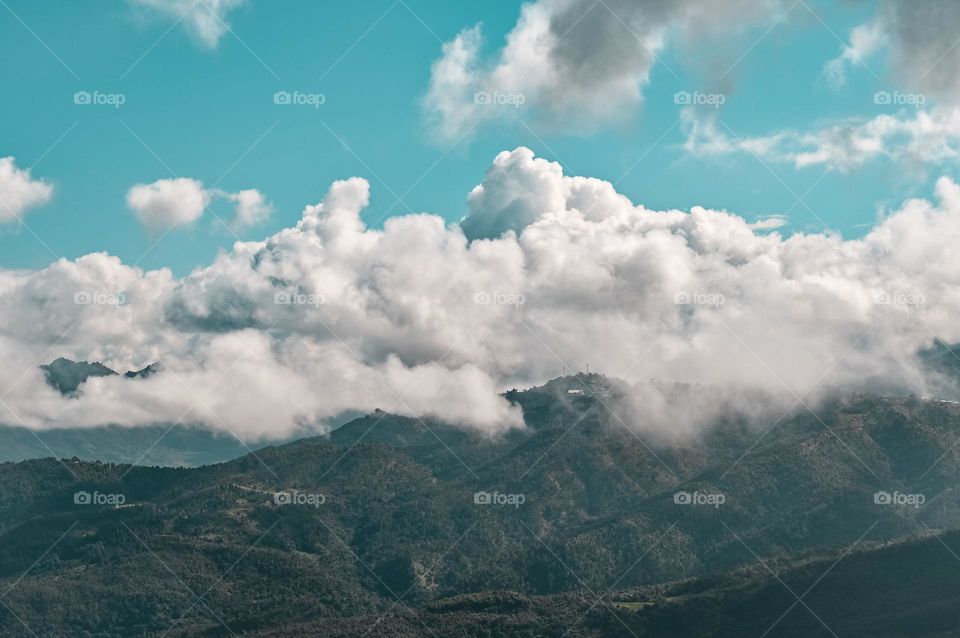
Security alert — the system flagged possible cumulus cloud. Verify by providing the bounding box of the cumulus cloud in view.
[127,178,210,231]
[423,0,791,142]
[224,188,272,229]
[461,147,567,240]
[126,178,271,232]
[2,148,960,441]
[682,107,960,171]
[130,0,245,49]
[0,157,53,223]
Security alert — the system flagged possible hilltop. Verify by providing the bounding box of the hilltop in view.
[0,378,959,635]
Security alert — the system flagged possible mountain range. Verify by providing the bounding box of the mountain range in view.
[1,373,959,636]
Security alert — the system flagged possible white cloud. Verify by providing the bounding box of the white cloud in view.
[3,148,960,441]
[423,25,485,144]
[682,107,960,171]
[423,0,792,142]
[822,21,885,89]
[224,188,272,229]
[126,178,271,232]
[126,178,210,231]
[0,157,53,223]
[130,0,245,49]
[749,216,789,230]
[461,147,567,240]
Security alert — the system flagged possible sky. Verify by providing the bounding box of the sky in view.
[4,0,960,440]
[0,0,928,274]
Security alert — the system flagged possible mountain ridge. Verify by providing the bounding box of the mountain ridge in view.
[1,381,959,635]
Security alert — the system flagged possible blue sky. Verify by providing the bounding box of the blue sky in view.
[0,0,941,275]
[5,0,960,435]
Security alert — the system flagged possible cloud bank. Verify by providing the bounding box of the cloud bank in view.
[1,148,959,441]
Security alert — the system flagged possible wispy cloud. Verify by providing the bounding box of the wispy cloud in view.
[682,106,960,171]
[130,0,246,49]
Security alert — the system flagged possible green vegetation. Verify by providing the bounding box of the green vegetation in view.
[0,376,958,636]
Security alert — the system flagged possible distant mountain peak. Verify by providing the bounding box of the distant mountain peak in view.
[45,356,115,372]
[40,358,117,396]
[41,358,162,396]
[124,362,163,379]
